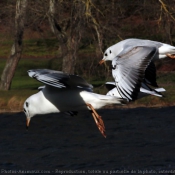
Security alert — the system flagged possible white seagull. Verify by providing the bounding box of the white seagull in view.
[99,38,175,101]
[23,69,128,138]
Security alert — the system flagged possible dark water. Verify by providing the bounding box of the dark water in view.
[1,107,175,174]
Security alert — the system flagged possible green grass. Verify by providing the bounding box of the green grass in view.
[131,72,175,107]
[0,59,49,90]
[0,38,59,58]
[0,41,12,57]
[23,38,59,57]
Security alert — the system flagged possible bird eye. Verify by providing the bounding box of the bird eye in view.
[105,53,107,56]
[26,102,29,107]
[112,65,116,69]
[110,50,112,54]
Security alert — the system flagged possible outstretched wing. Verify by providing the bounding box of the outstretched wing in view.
[112,46,157,101]
[28,69,93,91]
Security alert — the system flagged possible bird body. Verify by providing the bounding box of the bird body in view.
[25,86,125,117]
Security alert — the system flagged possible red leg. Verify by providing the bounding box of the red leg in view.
[86,103,106,138]
[166,54,175,59]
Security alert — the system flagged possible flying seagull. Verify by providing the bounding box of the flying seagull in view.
[23,69,128,138]
[99,38,175,101]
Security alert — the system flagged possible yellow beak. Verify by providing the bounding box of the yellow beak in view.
[99,60,105,65]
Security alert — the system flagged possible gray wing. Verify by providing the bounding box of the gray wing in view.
[120,39,162,53]
[112,46,157,101]
[28,69,93,91]
[116,39,162,57]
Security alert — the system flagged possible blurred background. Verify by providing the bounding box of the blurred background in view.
[0,0,175,111]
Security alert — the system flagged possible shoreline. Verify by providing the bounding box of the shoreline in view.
[1,104,174,114]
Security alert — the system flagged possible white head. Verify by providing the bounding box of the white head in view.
[23,91,60,129]
[23,96,35,128]
[99,47,116,65]
[23,94,40,129]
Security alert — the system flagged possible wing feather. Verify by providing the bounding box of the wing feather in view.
[112,46,157,101]
[28,69,93,91]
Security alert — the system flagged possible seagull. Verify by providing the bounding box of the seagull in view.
[99,38,174,101]
[23,69,128,138]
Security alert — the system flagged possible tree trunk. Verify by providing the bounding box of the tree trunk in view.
[48,0,83,74]
[85,0,103,55]
[0,0,28,90]
[48,0,68,67]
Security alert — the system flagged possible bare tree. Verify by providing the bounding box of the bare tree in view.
[47,0,67,71]
[0,0,28,90]
[84,0,103,55]
[158,0,175,44]
[48,0,83,74]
